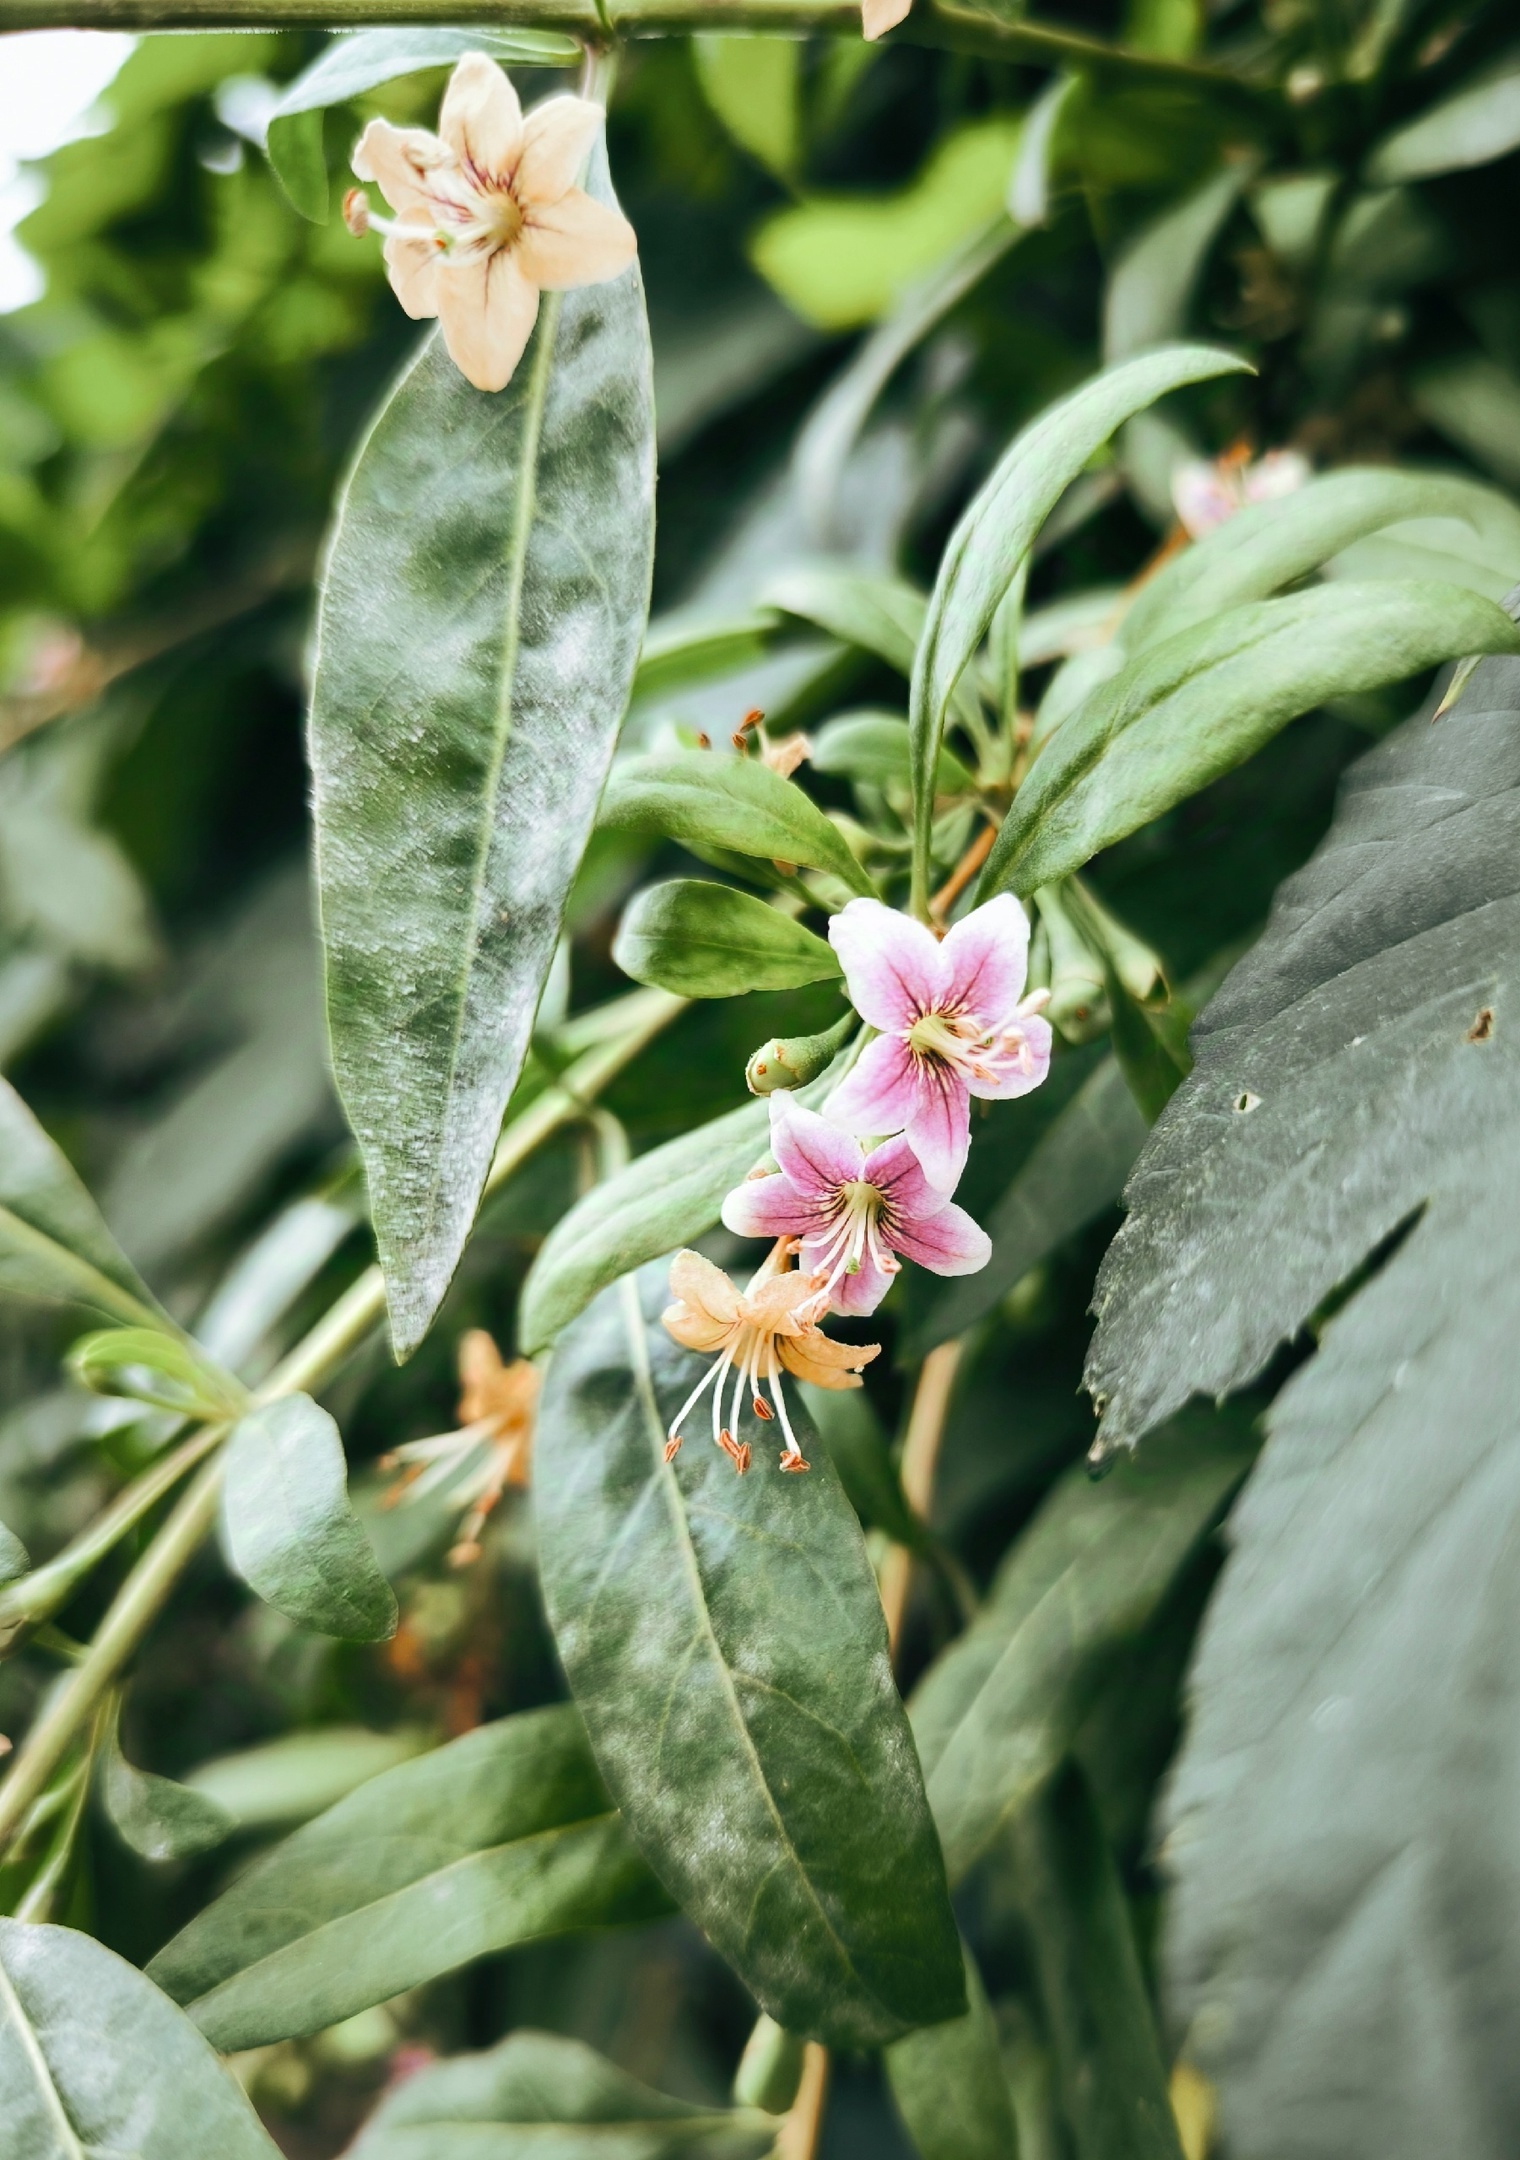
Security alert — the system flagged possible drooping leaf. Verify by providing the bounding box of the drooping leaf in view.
[67,1327,246,1420]
[631,610,782,704]
[613,881,841,998]
[100,1714,234,1865]
[885,1941,1020,2160]
[694,34,800,178]
[910,1407,1256,1883]
[598,753,876,895]
[266,26,581,220]
[1368,55,1520,183]
[764,565,930,680]
[220,1395,397,1642]
[350,2028,776,2160]
[0,1919,280,2159]
[981,582,1520,899]
[310,144,655,1356]
[149,1707,667,2051]
[1012,1764,1185,2160]
[536,1267,965,2049]
[1102,164,1249,361]
[910,345,1250,892]
[810,712,974,796]
[1083,649,1520,2160]
[0,1074,162,1328]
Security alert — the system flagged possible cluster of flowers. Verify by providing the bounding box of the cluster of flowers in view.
[661,893,1053,1475]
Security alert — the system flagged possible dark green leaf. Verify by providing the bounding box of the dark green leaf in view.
[149,1707,666,2051]
[885,1941,1020,2160]
[982,582,1520,899]
[798,1380,928,1553]
[1103,164,1249,360]
[810,712,974,795]
[100,1717,234,1864]
[264,108,326,224]
[1012,1764,1184,2160]
[613,881,841,998]
[310,146,655,1356]
[1368,57,1520,183]
[0,1919,280,2158]
[349,2029,776,2160]
[220,1395,398,1642]
[67,1327,246,1420]
[536,1267,965,2049]
[910,345,1250,889]
[0,1074,162,1328]
[910,1408,1256,1882]
[598,753,876,895]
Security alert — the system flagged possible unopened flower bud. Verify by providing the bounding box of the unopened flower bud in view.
[342,187,371,237]
[745,1011,856,1096]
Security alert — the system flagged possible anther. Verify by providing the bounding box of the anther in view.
[779,1450,810,1474]
[752,1395,774,1420]
[664,1436,682,1462]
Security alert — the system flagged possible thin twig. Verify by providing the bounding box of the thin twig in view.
[930,819,998,922]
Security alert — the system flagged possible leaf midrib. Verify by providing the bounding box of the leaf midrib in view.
[0,1945,87,2160]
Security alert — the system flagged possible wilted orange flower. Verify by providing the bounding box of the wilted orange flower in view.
[382,1329,537,1567]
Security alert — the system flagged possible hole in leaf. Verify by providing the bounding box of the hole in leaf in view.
[1234,1090,1262,1113]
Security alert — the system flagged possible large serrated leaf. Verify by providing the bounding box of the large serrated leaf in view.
[1082,649,1520,2159]
[535,1266,964,2049]
[1,1919,280,2160]
[149,1706,667,2051]
[310,146,655,1357]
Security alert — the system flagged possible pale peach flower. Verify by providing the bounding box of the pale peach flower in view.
[661,1248,878,1474]
[382,1329,537,1567]
[348,53,637,393]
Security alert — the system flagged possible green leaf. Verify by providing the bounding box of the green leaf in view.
[632,610,781,704]
[811,712,974,795]
[0,1074,162,1328]
[1082,649,1520,2156]
[149,1706,667,2051]
[913,1053,1148,1355]
[981,582,1520,899]
[885,1941,1020,2160]
[310,144,655,1357]
[798,1381,929,1553]
[0,1521,27,1590]
[1411,353,1520,492]
[910,1407,1256,1882]
[1102,163,1249,361]
[598,753,876,896]
[1012,1764,1184,2160]
[220,1395,398,1643]
[67,1327,246,1420]
[613,882,841,998]
[1368,55,1520,183]
[910,344,1250,896]
[100,1715,234,1864]
[764,565,929,680]
[266,26,581,221]
[0,1919,280,2158]
[694,35,800,179]
[1120,467,1504,653]
[350,2028,776,2160]
[536,1268,965,2049]
[185,1726,430,1831]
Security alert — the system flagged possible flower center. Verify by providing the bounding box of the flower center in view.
[907,1008,981,1067]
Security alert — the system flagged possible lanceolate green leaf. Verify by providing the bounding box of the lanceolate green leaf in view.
[885,1941,1020,2160]
[598,753,876,895]
[0,1075,162,1328]
[310,147,655,1357]
[1102,163,1248,361]
[149,1707,667,2051]
[1367,55,1520,183]
[631,610,781,703]
[1,1920,280,2160]
[910,1407,1256,1883]
[613,882,841,998]
[220,1396,397,1642]
[350,2030,776,2160]
[909,343,1249,900]
[982,581,1520,899]
[67,1327,246,1420]
[536,1267,965,2049]
[810,712,974,795]
[100,1714,234,1865]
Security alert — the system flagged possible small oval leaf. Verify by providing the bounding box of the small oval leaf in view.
[613,881,841,998]
[599,753,876,896]
[67,1327,246,1420]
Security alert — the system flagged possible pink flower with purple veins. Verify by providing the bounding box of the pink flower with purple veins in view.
[722,1093,992,1317]
[824,893,1053,1191]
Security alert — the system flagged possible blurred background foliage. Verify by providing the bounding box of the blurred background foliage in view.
[1,3,1518,2150]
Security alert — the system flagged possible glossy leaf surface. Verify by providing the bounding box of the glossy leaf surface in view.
[613,881,841,998]
[150,1707,666,2050]
[310,150,655,1355]
[598,752,875,895]
[536,1268,964,2049]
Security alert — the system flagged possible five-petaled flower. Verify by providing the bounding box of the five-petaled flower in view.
[661,1249,878,1474]
[722,1093,990,1317]
[381,1329,537,1567]
[824,893,1052,1191]
[348,53,637,393]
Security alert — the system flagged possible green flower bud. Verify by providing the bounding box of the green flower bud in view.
[745,1011,855,1095]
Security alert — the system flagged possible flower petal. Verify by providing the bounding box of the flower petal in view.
[965,1012,1054,1101]
[828,898,944,1032]
[662,1303,731,1355]
[941,892,1031,1024]
[669,1249,742,1329]
[517,188,638,292]
[383,221,442,319]
[352,120,442,217]
[892,1197,991,1276]
[823,1033,919,1139]
[435,250,540,393]
[1244,448,1311,504]
[779,1330,879,1388]
[1171,458,1240,538]
[439,53,523,181]
[904,1063,972,1191]
[516,94,602,205]
[862,0,913,37]
[804,1240,896,1317]
[721,1171,820,1242]
[770,1092,861,1197]
[862,1132,943,1221]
